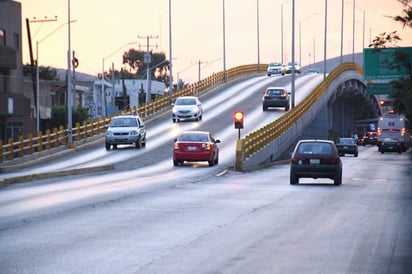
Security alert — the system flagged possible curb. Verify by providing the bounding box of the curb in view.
[0,164,114,188]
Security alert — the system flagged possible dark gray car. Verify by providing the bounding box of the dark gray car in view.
[262,87,290,111]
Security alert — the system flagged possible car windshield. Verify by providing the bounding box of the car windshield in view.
[298,142,332,154]
[267,89,285,96]
[179,133,209,142]
[111,118,138,127]
[175,98,196,106]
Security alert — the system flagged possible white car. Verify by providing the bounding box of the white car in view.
[172,96,203,122]
[286,62,301,74]
[105,115,146,150]
[267,62,285,76]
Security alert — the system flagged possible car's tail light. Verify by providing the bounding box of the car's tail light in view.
[331,156,341,165]
[280,93,287,98]
[174,143,179,150]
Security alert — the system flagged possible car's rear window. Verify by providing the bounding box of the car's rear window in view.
[179,133,208,142]
[298,142,333,155]
[267,89,285,96]
[339,138,355,144]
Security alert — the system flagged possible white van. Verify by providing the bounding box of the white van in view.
[377,112,410,152]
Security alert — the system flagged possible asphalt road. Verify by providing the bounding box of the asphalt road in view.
[0,145,411,274]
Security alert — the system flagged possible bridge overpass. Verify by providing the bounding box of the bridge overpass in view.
[235,62,382,170]
[1,62,382,174]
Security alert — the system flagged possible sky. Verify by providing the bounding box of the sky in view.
[17,0,412,83]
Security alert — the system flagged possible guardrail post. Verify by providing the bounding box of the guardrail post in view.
[28,133,33,154]
[53,128,59,147]
[82,121,87,139]
[37,131,43,152]
[235,139,244,171]
[75,122,81,141]
[7,138,13,160]
[59,126,66,146]
[18,136,24,158]
[46,129,51,150]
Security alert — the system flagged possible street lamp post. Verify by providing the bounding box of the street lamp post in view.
[223,0,227,81]
[169,0,173,103]
[323,0,328,79]
[291,0,296,108]
[299,13,317,66]
[67,0,73,146]
[102,41,138,117]
[256,0,260,72]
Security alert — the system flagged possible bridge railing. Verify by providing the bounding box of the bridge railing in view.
[235,62,363,171]
[0,63,265,163]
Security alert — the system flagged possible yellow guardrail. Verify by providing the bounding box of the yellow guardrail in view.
[0,63,264,163]
[235,62,363,170]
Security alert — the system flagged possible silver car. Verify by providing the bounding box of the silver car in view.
[172,96,203,122]
[105,115,146,150]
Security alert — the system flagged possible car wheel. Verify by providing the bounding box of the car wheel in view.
[285,105,290,111]
[199,114,202,121]
[334,171,342,185]
[105,143,111,150]
[172,118,177,123]
[113,144,118,149]
[214,154,219,165]
[290,171,298,185]
[381,150,384,154]
[354,152,358,157]
[208,158,215,167]
[142,138,146,148]
[262,105,267,111]
[135,139,141,149]
[173,160,179,166]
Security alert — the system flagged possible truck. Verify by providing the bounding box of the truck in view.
[377,112,410,152]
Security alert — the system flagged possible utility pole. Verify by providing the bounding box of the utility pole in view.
[137,35,158,104]
[194,60,207,82]
[28,16,58,133]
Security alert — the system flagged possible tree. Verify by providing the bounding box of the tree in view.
[121,49,169,81]
[23,64,59,80]
[368,4,412,123]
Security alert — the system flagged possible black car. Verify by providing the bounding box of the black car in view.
[361,131,377,146]
[262,87,290,111]
[335,137,358,157]
[290,139,342,185]
[380,138,402,154]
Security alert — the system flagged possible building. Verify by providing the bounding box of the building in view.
[90,78,166,118]
[0,0,32,143]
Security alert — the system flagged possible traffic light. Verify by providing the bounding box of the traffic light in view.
[234,110,244,129]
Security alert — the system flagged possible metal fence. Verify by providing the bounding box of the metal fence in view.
[235,62,364,170]
[1,64,265,163]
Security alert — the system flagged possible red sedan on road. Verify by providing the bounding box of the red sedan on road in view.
[173,131,220,167]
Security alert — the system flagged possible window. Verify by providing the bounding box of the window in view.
[13,33,19,50]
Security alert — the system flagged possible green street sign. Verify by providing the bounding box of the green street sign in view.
[363,47,412,80]
[367,83,395,95]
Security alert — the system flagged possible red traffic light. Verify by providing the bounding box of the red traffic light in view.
[234,110,244,129]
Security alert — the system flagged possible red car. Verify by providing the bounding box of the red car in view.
[290,139,342,185]
[173,131,220,167]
